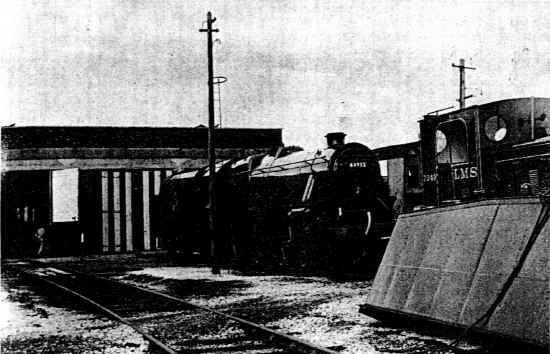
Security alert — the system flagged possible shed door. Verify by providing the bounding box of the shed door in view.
[52,168,79,222]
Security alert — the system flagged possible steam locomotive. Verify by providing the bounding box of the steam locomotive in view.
[160,96,549,276]
[419,96,550,204]
[363,97,550,349]
[160,133,394,273]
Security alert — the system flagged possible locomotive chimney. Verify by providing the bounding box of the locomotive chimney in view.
[325,132,346,149]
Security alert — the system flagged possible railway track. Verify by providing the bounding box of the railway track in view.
[4,260,339,354]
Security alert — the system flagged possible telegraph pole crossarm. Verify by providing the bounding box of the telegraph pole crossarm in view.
[199,12,221,274]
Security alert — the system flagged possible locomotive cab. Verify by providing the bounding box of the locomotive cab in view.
[364,97,550,348]
[421,97,550,206]
[159,169,205,261]
[160,160,240,263]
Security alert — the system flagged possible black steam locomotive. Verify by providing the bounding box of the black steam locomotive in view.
[419,96,550,205]
[377,97,550,215]
[160,133,393,273]
[362,99,550,349]
[161,97,549,275]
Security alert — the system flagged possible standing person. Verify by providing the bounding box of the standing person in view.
[392,196,405,221]
[34,227,47,257]
[534,113,548,138]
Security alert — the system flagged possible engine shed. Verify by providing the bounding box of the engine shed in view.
[1,126,282,258]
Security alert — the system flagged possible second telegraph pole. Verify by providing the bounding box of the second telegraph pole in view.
[199,12,220,274]
[452,58,476,109]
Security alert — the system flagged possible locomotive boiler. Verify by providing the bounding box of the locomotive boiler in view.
[160,133,393,273]
[245,133,389,273]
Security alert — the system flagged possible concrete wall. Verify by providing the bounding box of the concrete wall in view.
[367,198,549,346]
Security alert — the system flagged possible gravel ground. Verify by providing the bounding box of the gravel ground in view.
[3,256,486,354]
[116,266,476,354]
[0,268,149,353]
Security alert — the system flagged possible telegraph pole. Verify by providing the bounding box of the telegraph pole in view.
[199,12,220,274]
[452,58,476,109]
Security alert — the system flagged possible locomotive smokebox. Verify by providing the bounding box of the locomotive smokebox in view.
[325,132,346,149]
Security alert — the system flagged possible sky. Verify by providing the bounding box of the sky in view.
[1,0,549,149]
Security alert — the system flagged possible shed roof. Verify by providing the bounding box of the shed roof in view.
[1,126,282,149]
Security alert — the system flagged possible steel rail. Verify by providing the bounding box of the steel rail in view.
[6,263,178,354]
[32,261,340,354]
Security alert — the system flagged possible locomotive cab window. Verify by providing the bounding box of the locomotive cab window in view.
[436,121,468,164]
[405,150,420,189]
[485,115,507,142]
[436,130,447,154]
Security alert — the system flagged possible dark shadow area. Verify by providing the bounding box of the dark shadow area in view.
[1,335,143,354]
[122,273,252,298]
[223,296,330,324]
[120,272,332,325]
[2,268,93,316]
[46,253,182,275]
[235,267,378,281]
[363,315,547,354]
[181,342,273,354]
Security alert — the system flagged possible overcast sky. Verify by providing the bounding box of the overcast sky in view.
[1,0,549,149]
